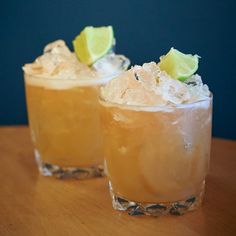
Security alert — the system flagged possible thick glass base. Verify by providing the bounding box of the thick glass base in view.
[109,182,205,216]
[35,150,104,179]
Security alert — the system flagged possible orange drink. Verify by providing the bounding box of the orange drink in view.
[23,29,129,179]
[100,57,212,216]
[24,75,110,178]
[100,97,212,215]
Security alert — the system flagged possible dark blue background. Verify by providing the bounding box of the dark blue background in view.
[0,0,236,139]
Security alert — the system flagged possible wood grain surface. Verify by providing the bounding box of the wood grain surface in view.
[0,126,236,236]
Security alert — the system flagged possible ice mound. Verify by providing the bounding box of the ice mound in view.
[101,62,210,106]
[23,40,130,81]
[23,40,96,80]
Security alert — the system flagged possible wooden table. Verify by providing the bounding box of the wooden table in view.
[0,126,236,236]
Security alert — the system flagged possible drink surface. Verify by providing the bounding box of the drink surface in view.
[101,98,212,202]
[26,75,103,167]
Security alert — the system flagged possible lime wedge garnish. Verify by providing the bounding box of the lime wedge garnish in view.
[73,26,114,65]
[159,48,199,81]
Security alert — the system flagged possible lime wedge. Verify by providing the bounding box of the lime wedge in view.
[73,26,114,65]
[159,48,199,81]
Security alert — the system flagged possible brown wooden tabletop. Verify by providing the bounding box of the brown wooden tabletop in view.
[0,126,236,236]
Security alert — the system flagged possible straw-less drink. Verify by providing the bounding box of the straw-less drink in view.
[23,27,129,179]
[25,77,103,168]
[100,53,212,216]
[101,99,212,203]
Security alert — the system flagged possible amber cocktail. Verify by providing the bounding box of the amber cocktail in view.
[100,97,212,215]
[23,27,129,179]
[24,74,111,178]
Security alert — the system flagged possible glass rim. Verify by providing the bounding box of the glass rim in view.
[23,70,124,86]
[99,92,213,111]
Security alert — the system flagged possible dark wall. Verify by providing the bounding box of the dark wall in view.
[0,0,236,139]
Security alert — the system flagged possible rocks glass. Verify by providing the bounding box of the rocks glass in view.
[100,95,212,216]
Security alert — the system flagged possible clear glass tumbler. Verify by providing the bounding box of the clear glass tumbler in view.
[24,73,114,179]
[100,95,212,216]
